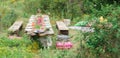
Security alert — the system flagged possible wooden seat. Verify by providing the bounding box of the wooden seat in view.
[8,21,23,36]
[56,21,69,35]
[8,21,23,32]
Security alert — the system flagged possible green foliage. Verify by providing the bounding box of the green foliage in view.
[0,47,34,58]
[1,10,17,28]
[75,21,88,26]
[0,4,18,31]
[0,36,31,47]
[0,35,35,58]
[82,4,120,58]
[24,0,82,19]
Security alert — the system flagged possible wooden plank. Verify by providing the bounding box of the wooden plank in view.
[25,15,36,32]
[69,26,94,32]
[40,15,54,35]
[56,21,69,35]
[8,21,23,32]
[42,15,51,28]
[39,15,54,36]
[56,21,68,30]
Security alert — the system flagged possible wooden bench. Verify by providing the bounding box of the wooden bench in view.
[8,21,23,35]
[56,21,69,35]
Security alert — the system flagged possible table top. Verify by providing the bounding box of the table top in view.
[25,15,54,36]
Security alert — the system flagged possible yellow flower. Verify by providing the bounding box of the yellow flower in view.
[99,16,108,23]
[99,16,104,23]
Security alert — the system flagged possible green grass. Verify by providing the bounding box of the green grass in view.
[0,34,35,58]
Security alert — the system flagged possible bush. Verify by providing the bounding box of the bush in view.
[82,6,120,58]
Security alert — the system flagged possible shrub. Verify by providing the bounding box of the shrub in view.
[82,6,120,58]
[0,8,18,30]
